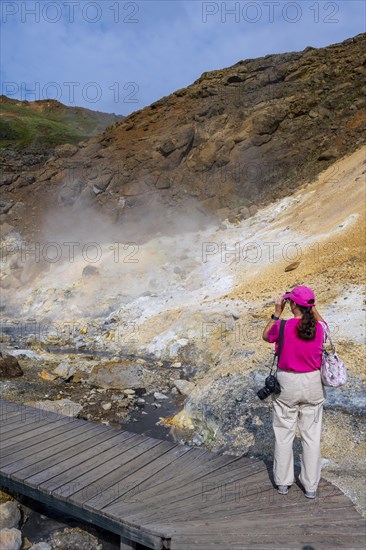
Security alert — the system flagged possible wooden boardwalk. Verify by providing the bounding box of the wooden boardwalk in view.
[0,398,365,550]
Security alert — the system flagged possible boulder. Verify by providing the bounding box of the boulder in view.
[0,175,17,187]
[25,399,83,418]
[0,528,22,550]
[0,275,23,290]
[54,144,79,158]
[284,261,301,272]
[0,223,15,238]
[174,379,196,396]
[317,149,339,161]
[82,265,99,278]
[123,179,150,196]
[58,181,83,206]
[15,175,36,188]
[52,362,76,380]
[0,356,23,378]
[48,527,101,550]
[0,501,21,529]
[88,361,153,390]
[154,391,168,400]
[0,200,14,214]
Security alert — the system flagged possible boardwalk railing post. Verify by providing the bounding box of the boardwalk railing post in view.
[120,535,137,549]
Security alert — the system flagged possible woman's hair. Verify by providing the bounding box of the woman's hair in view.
[295,303,317,340]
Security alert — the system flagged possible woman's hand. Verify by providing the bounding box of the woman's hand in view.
[274,296,286,316]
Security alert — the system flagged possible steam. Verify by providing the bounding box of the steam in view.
[1,182,219,322]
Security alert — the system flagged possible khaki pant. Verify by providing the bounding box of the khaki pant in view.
[271,369,326,492]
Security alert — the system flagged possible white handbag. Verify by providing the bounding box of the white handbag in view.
[319,321,347,387]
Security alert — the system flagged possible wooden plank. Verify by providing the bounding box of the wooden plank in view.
[86,444,192,510]
[0,400,85,428]
[30,432,142,490]
[1,417,86,455]
[113,453,257,515]
[1,416,81,452]
[108,458,266,521]
[70,440,178,507]
[169,520,365,538]
[0,406,79,437]
[0,413,56,435]
[39,444,206,508]
[95,446,204,506]
[170,530,366,550]
[147,507,365,537]
[142,480,353,525]
[0,400,27,421]
[0,410,25,425]
[37,434,162,495]
[125,447,209,496]
[163,493,358,527]
[49,438,167,503]
[0,476,168,549]
[118,470,343,524]
[2,423,113,475]
[0,421,102,467]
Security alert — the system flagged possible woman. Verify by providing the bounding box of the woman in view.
[262,285,327,499]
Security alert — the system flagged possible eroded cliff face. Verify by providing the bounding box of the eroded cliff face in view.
[1,33,365,241]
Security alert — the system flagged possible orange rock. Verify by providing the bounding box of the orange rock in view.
[40,370,57,381]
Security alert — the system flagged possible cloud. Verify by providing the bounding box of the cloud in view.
[1,1,365,115]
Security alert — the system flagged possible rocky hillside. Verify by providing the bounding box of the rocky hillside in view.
[0,97,123,213]
[1,33,365,240]
[0,96,123,150]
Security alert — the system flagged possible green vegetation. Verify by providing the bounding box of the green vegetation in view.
[0,96,123,150]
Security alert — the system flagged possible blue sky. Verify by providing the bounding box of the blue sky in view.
[1,0,365,115]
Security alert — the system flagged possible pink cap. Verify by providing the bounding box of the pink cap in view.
[282,285,316,307]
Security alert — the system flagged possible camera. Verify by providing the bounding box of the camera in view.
[257,374,281,400]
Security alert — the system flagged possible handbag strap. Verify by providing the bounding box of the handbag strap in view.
[319,321,335,352]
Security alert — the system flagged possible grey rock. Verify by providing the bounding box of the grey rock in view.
[0,200,14,214]
[0,501,21,529]
[154,391,168,400]
[0,175,17,187]
[324,378,366,415]
[92,185,104,195]
[54,144,79,158]
[52,362,75,380]
[88,362,152,390]
[49,527,102,549]
[192,433,204,445]
[174,379,196,396]
[25,399,83,418]
[0,223,15,238]
[16,175,36,188]
[58,180,83,206]
[0,528,22,550]
[82,265,99,278]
